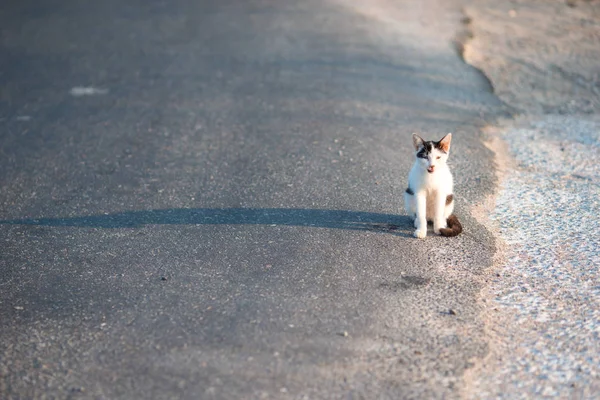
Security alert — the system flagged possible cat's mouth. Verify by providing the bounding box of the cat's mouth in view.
[427,166,435,173]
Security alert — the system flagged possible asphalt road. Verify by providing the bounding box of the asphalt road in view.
[1,0,504,398]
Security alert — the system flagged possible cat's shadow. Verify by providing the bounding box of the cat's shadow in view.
[0,208,414,237]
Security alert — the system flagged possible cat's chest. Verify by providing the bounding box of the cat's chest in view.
[410,168,452,192]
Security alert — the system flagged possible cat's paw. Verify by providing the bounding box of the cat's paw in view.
[413,229,427,239]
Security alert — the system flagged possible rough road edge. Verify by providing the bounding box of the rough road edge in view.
[459,123,517,399]
[453,8,520,398]
[453,8,520,118]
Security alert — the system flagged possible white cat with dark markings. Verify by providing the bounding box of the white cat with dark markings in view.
[404,133,462,238]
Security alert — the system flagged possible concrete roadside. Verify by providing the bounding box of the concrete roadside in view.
[459,0,600,397]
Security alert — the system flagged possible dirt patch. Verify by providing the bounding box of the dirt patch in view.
[462,0,600,115]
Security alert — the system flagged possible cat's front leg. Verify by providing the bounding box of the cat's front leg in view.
[433,191,448,235]
[413,192,427,239]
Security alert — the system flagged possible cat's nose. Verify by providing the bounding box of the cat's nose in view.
[427,165,435,173]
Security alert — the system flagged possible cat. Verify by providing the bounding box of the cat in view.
[404,133,462,238]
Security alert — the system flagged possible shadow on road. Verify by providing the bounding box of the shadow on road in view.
[0,208,412,236]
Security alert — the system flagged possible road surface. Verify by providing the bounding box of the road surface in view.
[0,0,503,398]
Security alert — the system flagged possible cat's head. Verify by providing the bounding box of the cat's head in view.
[412,133,452,174]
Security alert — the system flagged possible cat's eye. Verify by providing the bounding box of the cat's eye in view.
[436,156,441,159]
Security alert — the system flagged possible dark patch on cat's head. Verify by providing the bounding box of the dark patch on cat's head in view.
[413,133,451,157]
[416,141,434,158]
[446,194,454,205]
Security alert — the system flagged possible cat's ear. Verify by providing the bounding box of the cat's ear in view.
[438,133,452,153]
[412,133,424,150]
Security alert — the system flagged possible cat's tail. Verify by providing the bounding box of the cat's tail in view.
[439,214,462,237]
